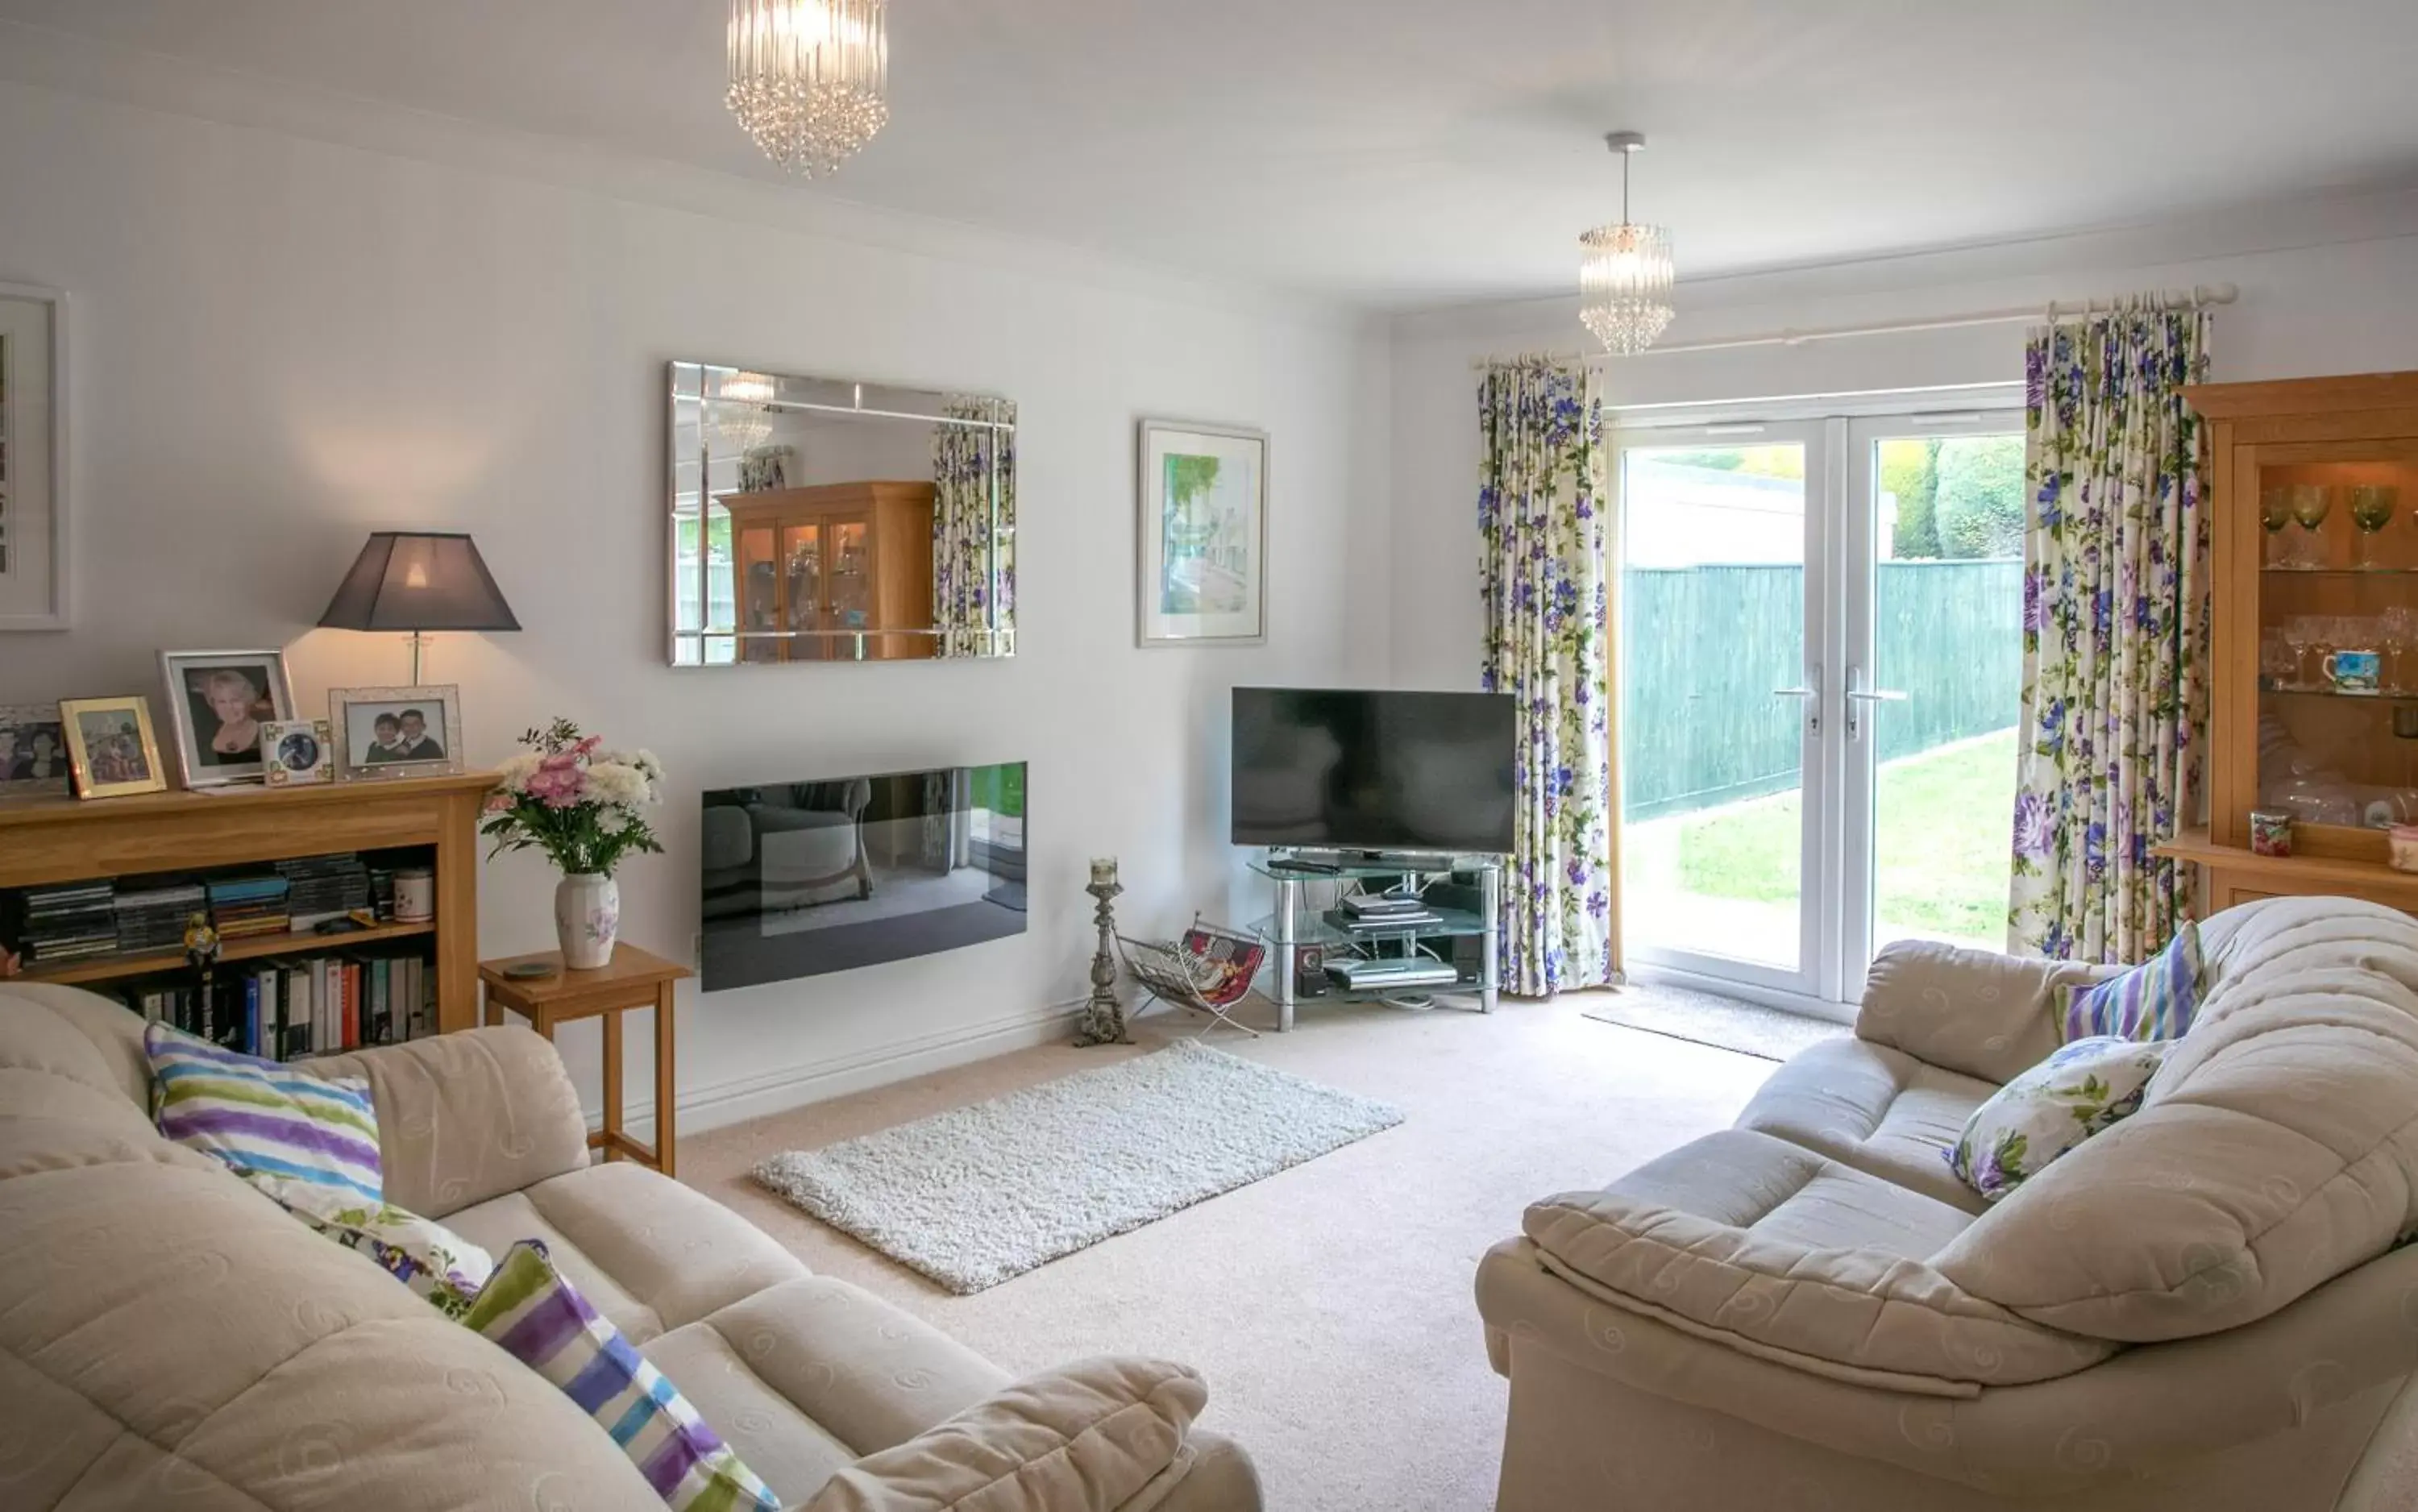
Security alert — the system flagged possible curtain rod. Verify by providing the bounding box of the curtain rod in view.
[1470,282,2239,369]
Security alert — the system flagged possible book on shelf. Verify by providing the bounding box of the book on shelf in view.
[108,949,433,1064]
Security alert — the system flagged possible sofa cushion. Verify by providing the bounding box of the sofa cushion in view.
[1731,1037,1993,1214]
[1945,1036,2164,1202]
[2059,919,2201,1042]
[801,1356,1207,1512]
[145,1020,384,1202]
[1936,895,2418,1342]
[1523,1129,2114,1392]
[465,1239,781,1511]
[1855,940,2120,1086]
[447,1161,810,1344]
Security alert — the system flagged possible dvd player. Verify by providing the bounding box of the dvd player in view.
[1326,957,1460,990]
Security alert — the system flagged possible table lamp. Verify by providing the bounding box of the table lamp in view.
[318,531,521,682]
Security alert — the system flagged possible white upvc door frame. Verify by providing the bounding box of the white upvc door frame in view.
[1612,416,1843,1007]
[1838,407,2024,995]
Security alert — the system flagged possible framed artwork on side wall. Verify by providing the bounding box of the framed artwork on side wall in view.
[0,283,69,630]
[160,649,297,788]
[1136,419,1267,647]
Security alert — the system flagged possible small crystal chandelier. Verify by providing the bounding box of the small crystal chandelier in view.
[726,0,889,179]
[713,372,777,451]
[1579,131,1676,355]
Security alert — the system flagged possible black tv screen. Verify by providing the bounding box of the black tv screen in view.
[1231,688,1515,854]
[700,762,1026,992]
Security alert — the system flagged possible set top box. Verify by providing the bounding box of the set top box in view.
[1230,687,1516,857]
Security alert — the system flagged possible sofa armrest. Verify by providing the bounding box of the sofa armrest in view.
[800,1356,1219,1512]
[309,1026,590,1219]
[1855,940,2119,1085]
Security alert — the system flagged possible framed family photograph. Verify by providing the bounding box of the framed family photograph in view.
[0,282,70,631]
[160,649,297,788]
[260,718,334,787]
[1136,419,1266,647]
[0,701,70,799]
[330,685,463,780]
[59,696,167,800]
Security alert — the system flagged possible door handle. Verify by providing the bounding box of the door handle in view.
[1772,687,1818,699]
[1772,667,1821,737]
[1845,689,1909,703]
[1844,673,1907,739]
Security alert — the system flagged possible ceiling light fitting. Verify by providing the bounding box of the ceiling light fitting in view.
[1579,131,1676,355]
[726,0,889,178]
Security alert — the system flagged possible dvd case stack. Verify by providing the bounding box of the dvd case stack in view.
[115,879,207,954]
[277,854,370,930]
[15,881,118,965]
[205,874,292,941]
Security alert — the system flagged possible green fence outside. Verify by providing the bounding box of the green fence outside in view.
[1621,559,2023,822]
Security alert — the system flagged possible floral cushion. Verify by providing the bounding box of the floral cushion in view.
[2060,920,2201,1043]
[464,1240,779,1512]
[1946,1036,2166,1203]
[245,1170,494,1319]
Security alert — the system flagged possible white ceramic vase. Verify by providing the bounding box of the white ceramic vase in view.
[554,872,620,969]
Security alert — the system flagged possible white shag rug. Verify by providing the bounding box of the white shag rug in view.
[750,1040,1404,1294]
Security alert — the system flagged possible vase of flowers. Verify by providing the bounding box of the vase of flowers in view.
[484,718,665,970]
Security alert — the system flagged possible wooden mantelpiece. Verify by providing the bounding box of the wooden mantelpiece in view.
[0,772,492,1032]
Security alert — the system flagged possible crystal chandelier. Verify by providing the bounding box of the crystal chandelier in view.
[1579,131,1676,355]
[713,372,777,451]
[726,0,889,179]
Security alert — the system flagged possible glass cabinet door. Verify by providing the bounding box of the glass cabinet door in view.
[2250,447,2418,852]
[828,517,875,648]
[737,523,782,664]
[782,521,824,662]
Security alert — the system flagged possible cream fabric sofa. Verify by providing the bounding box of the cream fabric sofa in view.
[0,981,1260,1510]
[1478,895,2418,1510]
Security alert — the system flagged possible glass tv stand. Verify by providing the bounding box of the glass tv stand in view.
[1246,850,1502,1032]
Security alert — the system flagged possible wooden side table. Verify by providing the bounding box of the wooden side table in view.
[479,942,692,1177]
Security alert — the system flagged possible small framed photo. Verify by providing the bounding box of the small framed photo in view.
[331,685,463,780]
[59,696,168,799]
[1136,418,1267,647]
[0,702,71,799]
[160,649,297,788]
[260,718,334,786]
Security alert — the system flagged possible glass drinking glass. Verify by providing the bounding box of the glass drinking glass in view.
[2279,614,2316,687]
[2383,605,2417,692]
[2262,486,2295,567]
[2291,484,2335,568]
[2351,484,2399,568]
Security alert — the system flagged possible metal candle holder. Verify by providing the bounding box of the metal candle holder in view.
[1075,858,1130,1046]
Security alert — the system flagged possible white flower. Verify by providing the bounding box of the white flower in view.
[494,751,543,793]
[583,761,650,809]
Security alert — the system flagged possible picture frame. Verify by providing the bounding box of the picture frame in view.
[0,283,70,631]
[59,696,168,800]
[0,701,71,799]
[330,685,464,781]
[160,649,297,788]
[260,718,334,787]
[1136,419,1267,647]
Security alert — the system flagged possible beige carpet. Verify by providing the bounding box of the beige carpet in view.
[681,989,1773,1512]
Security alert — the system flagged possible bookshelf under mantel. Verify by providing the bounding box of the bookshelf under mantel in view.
[0,771,491,1033]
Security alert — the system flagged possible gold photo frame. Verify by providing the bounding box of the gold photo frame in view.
[58,696,168,799]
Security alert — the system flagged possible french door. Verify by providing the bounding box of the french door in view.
[1615,402,2025,1008]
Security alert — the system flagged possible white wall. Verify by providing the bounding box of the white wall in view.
[1389,189,2418,691]
[0,77,1393,1130]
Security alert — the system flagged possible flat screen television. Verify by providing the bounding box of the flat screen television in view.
[1231,688,1515,854]
[700,762,1026,992]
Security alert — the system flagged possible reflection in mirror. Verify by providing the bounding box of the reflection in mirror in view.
[667,362,1016,666]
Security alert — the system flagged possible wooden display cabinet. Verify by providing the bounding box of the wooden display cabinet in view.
[720,480,937,663]
[2166,372,2418,912]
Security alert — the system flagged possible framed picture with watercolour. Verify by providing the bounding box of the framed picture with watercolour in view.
[1136,419,1266,647]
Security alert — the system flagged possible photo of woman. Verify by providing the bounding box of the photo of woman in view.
[159,650,295,787]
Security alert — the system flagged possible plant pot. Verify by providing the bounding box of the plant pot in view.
[554,872,620,970]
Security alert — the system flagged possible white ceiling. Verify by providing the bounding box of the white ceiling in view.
[6,0,2418,309]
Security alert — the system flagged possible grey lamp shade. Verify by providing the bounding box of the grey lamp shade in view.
[318,532,521,633]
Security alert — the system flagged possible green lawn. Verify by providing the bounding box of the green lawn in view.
[1673,729,2017,946]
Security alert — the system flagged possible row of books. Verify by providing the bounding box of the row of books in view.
[15,879,118,962]
[127,953,433,1061]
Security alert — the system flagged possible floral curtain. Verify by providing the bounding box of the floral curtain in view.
[1478,357,1621,995]
[932,396,1017,658]
[2009,301,2212,963]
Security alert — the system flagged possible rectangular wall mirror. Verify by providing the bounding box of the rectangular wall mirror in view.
[667,362,1016,665]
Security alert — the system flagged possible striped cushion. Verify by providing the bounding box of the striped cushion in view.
[144,1020,382,1202]
[2060,920,2202,1043]
[465,1240,779,1512]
